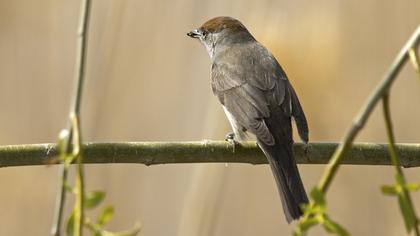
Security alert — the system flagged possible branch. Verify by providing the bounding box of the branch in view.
[0,141,419,167]
[317,25,420,193]
[383,91,420,234]
[51,0,92,235]
[294,25,420,236]
[71,114,85,236]
[408,47,420,77]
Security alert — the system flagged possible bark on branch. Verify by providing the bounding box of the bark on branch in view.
[0,141,419,168]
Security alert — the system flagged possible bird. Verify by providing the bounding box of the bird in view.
[187,16,309,223]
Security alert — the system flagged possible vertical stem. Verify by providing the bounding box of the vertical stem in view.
[71,113,85,236]
[382,93,401,169]
[71,0,92,115]
[382,93,420,236]
[51,0,92,235]
[51,165,69,236]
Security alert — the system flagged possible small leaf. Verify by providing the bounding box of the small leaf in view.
[299,202,311,212]
[301,203,324,215]
[398,195,416,232]
[381,185,398,195]
[310,188,326,207]
[294,217,319,236]
[97,205,114,226]
[322,215,349,236]
[66,211,75,236]
[85,191,106,209]
[405,183,420,192]
[293,228,305,236]
[101,223,141,236]
[85,217,100,234]
[64,181,75,193]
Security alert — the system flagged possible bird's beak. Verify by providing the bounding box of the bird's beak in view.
[187,28,202,38]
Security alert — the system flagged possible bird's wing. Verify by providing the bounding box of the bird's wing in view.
[221,85,275,145]
[289,85,309,143]
[211,44,295,145]
[211,43,308,144]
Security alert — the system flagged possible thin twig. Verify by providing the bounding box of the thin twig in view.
[51,0,92,235]
[318,26,420,193]
[382,93,402,170]
[409,47,420,77]
[71,0,91,115]
[383,93,420,235]
[71,114,85,236]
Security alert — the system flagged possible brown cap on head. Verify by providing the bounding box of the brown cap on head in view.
[200,16,248,34]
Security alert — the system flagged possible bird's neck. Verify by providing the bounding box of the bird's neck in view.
[207,31,255,60]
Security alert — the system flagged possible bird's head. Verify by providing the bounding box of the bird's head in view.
[187,16,254,58]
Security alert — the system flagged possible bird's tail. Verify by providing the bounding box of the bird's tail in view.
[257,140,308,223]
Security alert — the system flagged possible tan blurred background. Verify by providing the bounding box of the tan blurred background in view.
[0,0,419,235]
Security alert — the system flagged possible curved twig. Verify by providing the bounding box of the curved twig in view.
[318,26,420,193]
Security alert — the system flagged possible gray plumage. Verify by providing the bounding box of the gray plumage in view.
[188,16,309,222]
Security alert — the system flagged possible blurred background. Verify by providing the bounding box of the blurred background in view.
[0,0,419,235]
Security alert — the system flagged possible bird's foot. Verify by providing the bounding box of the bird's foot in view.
[225,132,239,152]
[225,132,235,141]
[303,142,312,155]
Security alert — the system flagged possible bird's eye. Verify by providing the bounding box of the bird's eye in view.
[202,31,208,37]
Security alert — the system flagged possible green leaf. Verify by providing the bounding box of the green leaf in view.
[97,205,114,227]
[398,195,416,232]
[293,229,304,236]
[405,183,420,192]
[299,202,311,212]
[294,217,319,236]
[85,218,102,236]
[310,188,326,207]
[300,202,325,216]
[66,211,75,236]
[322,216,349,236]
[85,191,106,209]
[101,223,141,236]
[64,181,75,193]
[381,185,398,195]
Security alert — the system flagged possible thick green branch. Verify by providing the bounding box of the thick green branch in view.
[0,141,419,167]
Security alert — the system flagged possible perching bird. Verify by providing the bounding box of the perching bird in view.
[187,16,309,222]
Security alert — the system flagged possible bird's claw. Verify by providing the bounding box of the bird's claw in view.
[225,132,235,141]
[303,142,312,155]
[225,132,239,152]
